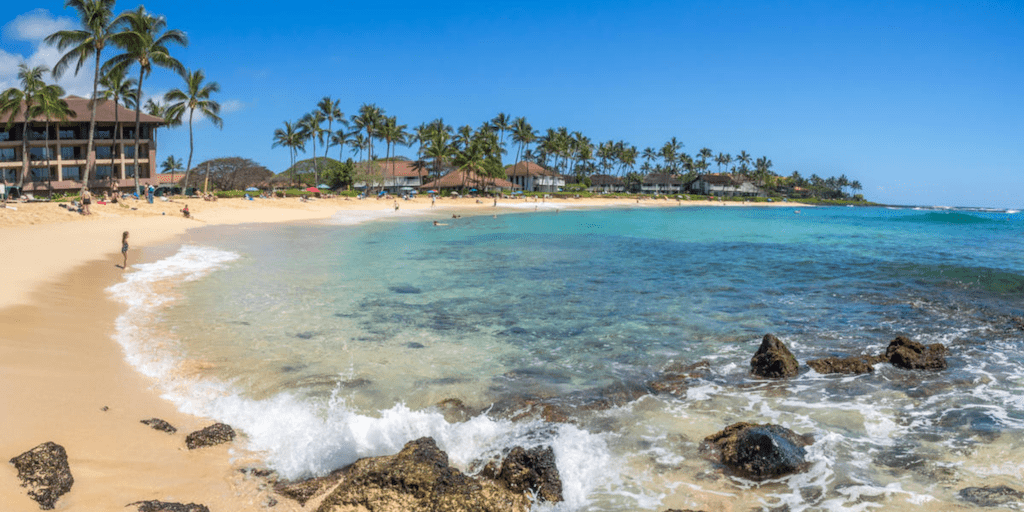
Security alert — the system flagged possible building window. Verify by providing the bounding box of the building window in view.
[0,148,15,162]
[29,147,50,160]
[96,146,113,159]
[61,146,81,160]
[122,127,136,139]
[2,169,16,182]
[59,128,77,139]
[125,165,135,178]
[124,145,136,158]
[0,131,10,142]
[95,165,112,179]
[63,166,80,180]
[31,167,50,182]
[29,129,47,141]
[96,129,112,139]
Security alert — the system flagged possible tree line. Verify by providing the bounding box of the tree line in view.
[0,0,222,196]
[274,102,862,199]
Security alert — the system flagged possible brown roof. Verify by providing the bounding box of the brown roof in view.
[2,95,164,124]
[504,161,557,177]
[696,173,742,186]
[420,168,520,190]
[381,160,427,178]
[590,174,622,185]
[643,173,683,185]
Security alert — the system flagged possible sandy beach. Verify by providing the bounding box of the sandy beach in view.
[0,194,805,511]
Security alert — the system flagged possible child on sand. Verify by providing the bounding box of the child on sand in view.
[181,204,190,218]
[121,231,129,269]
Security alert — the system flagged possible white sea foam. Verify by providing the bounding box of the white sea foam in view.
[105,244,622,510]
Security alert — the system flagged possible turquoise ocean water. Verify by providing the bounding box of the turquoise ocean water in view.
[108,205,1024,511]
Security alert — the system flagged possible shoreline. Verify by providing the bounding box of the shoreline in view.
[0,195,810,511]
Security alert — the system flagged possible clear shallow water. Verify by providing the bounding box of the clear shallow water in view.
[108,206,1024,511]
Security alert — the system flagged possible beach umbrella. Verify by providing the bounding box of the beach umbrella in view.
[428,190,438,194]
[470,188,478,192]
[317,184,329,189]
[305,187,319,193]
[245,187,259,191]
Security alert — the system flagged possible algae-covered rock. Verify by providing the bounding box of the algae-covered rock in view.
[141,418,178,434]
[807,355,879,374]
[750,334,799,379]
[883,336,948,370]
[127,500,211,512]
[9,441,74,510]
[702,422,813,481]
[185,423,236,449]
[492,446,563,503]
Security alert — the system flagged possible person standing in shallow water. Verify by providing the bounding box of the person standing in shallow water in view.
[120,231,129,269]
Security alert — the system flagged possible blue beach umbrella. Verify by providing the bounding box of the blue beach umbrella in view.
[317,184,329,189]
[245,187,259,191]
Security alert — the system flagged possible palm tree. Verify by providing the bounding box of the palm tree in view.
[164,69,221,194]
[661,137,682,174]
[160,154,183,189]
[105,5,188,196]
[318,96,343,169]
[379,116,408,191]
[298,111,326,186]
[350,103,383,163]
[331,128,350,161]
[736,151,751,175]
[96,66,137,183]
[272,120,304,186]
[32,84,75,188]
[490,112,510,164]
[0,64,48,188]
[45,0,118,191]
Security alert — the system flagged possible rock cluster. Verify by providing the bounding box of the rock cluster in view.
[9,442,74,510]
[702,422,813,481]
[127,500,211,512]
[883,336,948,370]
[483,446,563,503]
[958,485,1024,507]
[806,355,881,374]
[185,423,236,449]
[141,418,178,434]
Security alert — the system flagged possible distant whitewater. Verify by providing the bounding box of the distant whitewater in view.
[108,206,1024,511]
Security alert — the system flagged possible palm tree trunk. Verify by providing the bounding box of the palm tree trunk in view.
[113,97,119,191]
[186,108,194,192]
[18,118,28,188]
[132,71,143,196]
[82,51,100,193]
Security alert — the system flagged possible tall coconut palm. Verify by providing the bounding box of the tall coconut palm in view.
[96,66,137,183]
[31,84,76,187]
[318,96,343,169]
[0,64,48,188]
[350,103,383,164]
[509,116,534,187]
[160,154,183,189]
[331,129,350,161]
[164,68,221,194]
[45,0,118,192]
[661,137,682,174]
[272,120,304,186]
[379,116,408,190]
[298,111,326,186]
[105,5,188,196]
[490,112,510,164]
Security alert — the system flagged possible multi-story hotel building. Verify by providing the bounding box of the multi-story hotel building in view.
[0,95,163,195]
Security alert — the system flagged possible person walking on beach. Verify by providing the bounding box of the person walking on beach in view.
[81,188,92,215]
[121,231,129,269]
[147,184,154,204]
[394,200,399,212]
[431,195,435,207]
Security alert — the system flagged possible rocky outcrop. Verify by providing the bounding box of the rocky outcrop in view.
[649,361,711,397]
[750,334,799,379]
[141,418,178,434]
[127,501,211,512]
[487,446,563,503]
[807,355,881,375]
[883,336,948,370]
[9,442,74,510]
[185,423,236,449]
[958,485,1024,507]
[702,423,813,481]
[314,437,531,512]
[275,469,346,506]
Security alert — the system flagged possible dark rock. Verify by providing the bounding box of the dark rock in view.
[389,284,422,294]
[649,361,711,397]
[127,500,210,512]
[101,406,109,412]
[407,342,426,349]
[883,336,948,370]
[262,496,278,507]
[492,446,563,503]
[806,356,879,375]
[185,423,236,449]
[9,442,74,510]
[662,510,706,512]
[275,469,345,505]
[315,437,531,512]
[750,334,799,379]
[702,423,813,481]
[436,398,478,423]
[295,331,315,339]
[141,418,178,434]
[958,485,1024,507]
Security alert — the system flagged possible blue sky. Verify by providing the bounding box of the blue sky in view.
[2,1,1022,208]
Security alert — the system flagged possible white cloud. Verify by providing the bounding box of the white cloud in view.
[3,9,75,42]
[221,99,245,114]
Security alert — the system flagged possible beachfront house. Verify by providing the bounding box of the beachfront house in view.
[588,174,625,193]
[686,174,763,197]
[504,162,564,193]
[0,95,164,196]
[378,160,426,194]
[420,168,520,193]
[641,173,686,194]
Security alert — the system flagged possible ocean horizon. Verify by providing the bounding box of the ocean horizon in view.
[107,204,1024,511]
